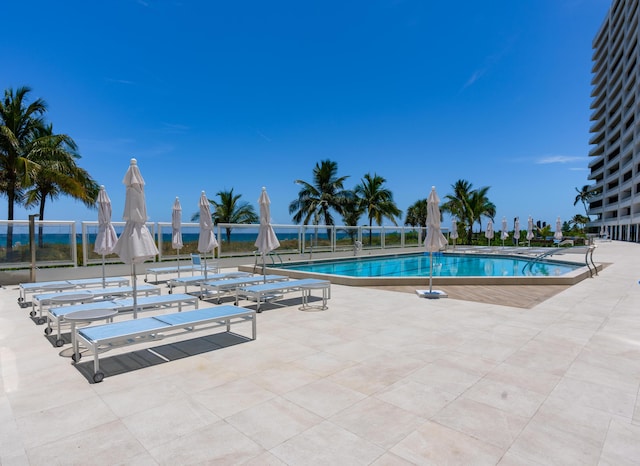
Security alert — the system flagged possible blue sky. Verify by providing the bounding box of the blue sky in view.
[2,0,611,229]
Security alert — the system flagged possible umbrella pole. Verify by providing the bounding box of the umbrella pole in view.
[101,254,106,287]
[176,247,181,278]
[204,254,208,280]
[262,253,266,283]
[429,252,433,293]
[132,264,138,319]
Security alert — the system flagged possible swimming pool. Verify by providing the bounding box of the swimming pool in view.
[241,251,594,287]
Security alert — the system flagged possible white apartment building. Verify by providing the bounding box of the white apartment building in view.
[587,0,640,241]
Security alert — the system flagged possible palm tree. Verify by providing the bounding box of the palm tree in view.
[354,173,401,245]
[569,214,590,232]
[404,198,428,228]
[441,179,495,244]
[191,188,258,243]
[24,124,99,246]
[0,86,47,251]
[289,160,352,237]
[339,193,364,242]
[574,185,597,217]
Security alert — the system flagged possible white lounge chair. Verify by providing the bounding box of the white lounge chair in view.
[45,293,199,347]
[72,305,256,383]
[18,276,130,306]
[167,271,251,295]
[200,274,289,303]
[32,284,161,322]
[144,254,219,283]
[236,278,331,312]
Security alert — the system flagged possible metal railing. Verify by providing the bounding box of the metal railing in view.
[1,220,431,270]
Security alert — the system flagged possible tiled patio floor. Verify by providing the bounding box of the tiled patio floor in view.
[1,240,639,465]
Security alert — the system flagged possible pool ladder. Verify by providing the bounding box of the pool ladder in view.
[522,245,597,277]
[253,251,283,274]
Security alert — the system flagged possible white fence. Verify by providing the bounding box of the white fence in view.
[1,220,437,270]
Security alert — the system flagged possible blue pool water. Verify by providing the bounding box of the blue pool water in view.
[275,253,580,278]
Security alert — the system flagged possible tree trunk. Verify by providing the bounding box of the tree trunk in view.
[38,195,46,248]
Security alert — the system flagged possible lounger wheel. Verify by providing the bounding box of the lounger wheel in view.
[44,326,52,335]
[55,339,65,347]
[29,310,36,317]
[18,297,24,302]
[93,372,104,383]
[36,317,46,325]
[144,278,148,282]
[168,289,172,294]
[71,352,81,363]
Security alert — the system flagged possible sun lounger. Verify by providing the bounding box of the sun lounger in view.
[200,274,289,303]
[45,293,199,346]
[144,254,219,283]
[31,284,161,323]
[167,271,252,295]
[72,305,256,383]
[236,278,331,312]
[18,276,130,306]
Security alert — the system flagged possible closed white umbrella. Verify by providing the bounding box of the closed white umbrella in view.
[450,219,459,249]
[555,216,563,242]
[500,217,509,247]
[94,185,118,287]
[197,191,218,280]
[600,224,607,238]
[172,197,183,277]
[526,216,535,247]
[485,219,494,247]
[113,158,159,318]
[513,217,521,246]
[419,186,448,299]
[254,187,280,281]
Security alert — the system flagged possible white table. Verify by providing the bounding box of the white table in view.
[66,308,119,352]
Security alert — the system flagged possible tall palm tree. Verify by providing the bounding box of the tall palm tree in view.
[441,179,495,244]
[24,124,99,246]
[0,86,47,251]
[404,198,428,228]
[339,193,364,241]
[574,185,596,217]
[289,159,351,237]
[25,124,99,220]
[191,188,258,243]
[354,173,401,245]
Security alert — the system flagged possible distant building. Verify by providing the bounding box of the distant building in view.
[587,0,639,241]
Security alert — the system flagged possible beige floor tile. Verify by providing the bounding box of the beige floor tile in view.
[283,378,367,418]
[287,350,357,377]
[462,377,547,418]
[375,379,456,418]
[599,418,640,466]
[122,398,220,450]
[270,420,385,465]
[508,416,603,465]
[390,420,504,465]
[25,420,147,465]
[249,364,321,394]
[484,361,562,395]
[226,397,322,449]
[192,376,278,418]
[327,354,423,395]
[549,376,636,418]
[432,397,529,449]
[16,395,118,449]
[98,378,189,418]
[330,397,426,449]
[147,420,263,465]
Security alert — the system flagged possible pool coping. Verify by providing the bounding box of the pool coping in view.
[239,250,602,286]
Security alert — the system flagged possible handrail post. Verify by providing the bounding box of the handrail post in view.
[29,214,39,282]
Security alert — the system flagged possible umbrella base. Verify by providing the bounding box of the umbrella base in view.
[415,289,448,299]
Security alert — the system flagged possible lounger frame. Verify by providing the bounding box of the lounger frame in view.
[18,277,130,306]
[236,278,331,312]
[200,274,289,303]
[72,305,256,383]
[45,293,199,347]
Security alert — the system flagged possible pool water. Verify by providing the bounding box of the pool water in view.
[274,253,580,278]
